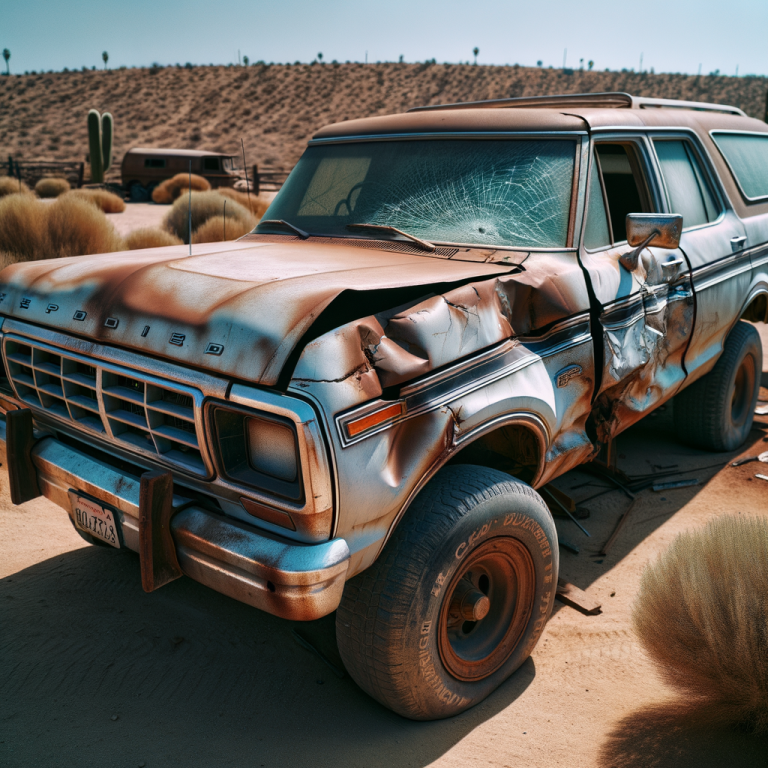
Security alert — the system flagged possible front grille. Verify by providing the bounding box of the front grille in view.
[3,337,207,477]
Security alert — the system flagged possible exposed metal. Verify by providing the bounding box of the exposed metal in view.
[1,93,767,623]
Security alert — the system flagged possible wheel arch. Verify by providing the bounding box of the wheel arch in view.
[377,412,549,555]
[741,288,768,324]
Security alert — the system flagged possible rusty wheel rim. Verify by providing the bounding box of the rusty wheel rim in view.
[438,537,536,682]
[731,354,755,428]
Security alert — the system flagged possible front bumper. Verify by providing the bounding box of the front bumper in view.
[0,416,350,621]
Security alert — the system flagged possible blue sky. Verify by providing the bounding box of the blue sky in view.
[4,0,767,77]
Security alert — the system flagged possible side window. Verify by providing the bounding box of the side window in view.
[144,158,166,169]
[203,158,221,171]
[711,132,768,201]
[583,142,651,249]
[653,140,718,229]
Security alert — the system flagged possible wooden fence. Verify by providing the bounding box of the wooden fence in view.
[4,157,85,189]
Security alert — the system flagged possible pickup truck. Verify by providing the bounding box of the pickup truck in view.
[1,92,766,720]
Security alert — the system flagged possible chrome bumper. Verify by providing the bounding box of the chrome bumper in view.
[0,417,350,621]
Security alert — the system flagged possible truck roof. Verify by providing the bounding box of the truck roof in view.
[313,92,768,141]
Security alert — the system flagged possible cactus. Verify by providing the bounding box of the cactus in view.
[87,109,113,183]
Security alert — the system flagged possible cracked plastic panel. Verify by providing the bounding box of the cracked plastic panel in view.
[265,139,577,248]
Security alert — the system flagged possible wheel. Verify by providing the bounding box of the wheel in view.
[336,465,558,720]
[674,320,763,451]
[127,181,149,202]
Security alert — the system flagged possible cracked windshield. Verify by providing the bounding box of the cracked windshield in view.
[261,139,577,248]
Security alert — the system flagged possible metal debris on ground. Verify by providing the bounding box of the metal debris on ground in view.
[651,479,699,492]
[731,451,768,467]
[556,578,602,615]
[559,539,580,555]
[541,486,591,537]
[756,474,768,482]
[755,402,768,415]
[598,498,639,556]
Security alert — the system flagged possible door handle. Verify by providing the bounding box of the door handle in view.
[731,235,747,252]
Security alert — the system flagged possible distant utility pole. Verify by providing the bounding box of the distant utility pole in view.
[102,50,108,69]
[2,48,9,76]
[473,47,479,65]
[563,48,567,69]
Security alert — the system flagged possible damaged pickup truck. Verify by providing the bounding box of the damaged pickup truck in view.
[1,92,767,720]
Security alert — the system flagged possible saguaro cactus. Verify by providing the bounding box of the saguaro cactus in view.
[87,109,113,183]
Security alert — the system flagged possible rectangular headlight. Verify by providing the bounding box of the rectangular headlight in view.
[212,405,303,501]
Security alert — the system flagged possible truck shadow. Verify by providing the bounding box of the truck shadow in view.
[0,544,534,768]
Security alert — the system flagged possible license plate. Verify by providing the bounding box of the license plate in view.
[70,492,121,548]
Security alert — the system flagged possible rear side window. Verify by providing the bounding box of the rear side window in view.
[711,132,768,201]
[583,154,611,250]
[653,140,718,228]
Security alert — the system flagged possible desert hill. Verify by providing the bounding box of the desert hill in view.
[1,62,767,177]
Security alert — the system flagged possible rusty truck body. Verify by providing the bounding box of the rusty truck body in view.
[1,92,766,720]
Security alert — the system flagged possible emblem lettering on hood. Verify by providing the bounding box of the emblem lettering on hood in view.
[104,317,119,329]
[556,365,582,388]
[169,333,185,346]
[205,343,224,356]
[20,298,31,309]
[141,326,150,337]
[0,293,6,304]
[46,303,59,314]
[74,310,87,321]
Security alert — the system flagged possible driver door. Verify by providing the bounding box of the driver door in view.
[578,138,694,443]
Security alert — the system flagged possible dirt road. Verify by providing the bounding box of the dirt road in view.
[2,337,768,767]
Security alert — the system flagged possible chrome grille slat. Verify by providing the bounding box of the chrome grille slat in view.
[3,336,210,478]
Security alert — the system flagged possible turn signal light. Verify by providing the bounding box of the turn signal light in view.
[346,402,405,438]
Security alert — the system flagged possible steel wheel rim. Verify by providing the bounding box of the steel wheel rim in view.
[731,354,755,428]
[438,537,536,682]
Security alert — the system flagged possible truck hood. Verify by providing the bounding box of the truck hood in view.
[0,237,512,386]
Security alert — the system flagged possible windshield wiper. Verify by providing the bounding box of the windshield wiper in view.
[258,219,309,239]
[346,223,436,253]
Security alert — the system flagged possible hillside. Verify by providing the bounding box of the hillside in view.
[1,63,767,177]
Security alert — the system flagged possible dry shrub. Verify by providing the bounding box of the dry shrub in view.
[191,213,257,243]
[124,227,182,250]
[0,193,124,265]
[35,177,71,198]
[215,187,270,219]
[633,515,768,733]
[0,177,32,198]
[164,191,252,243]
[151,173,211,204]
[67,188,126,213]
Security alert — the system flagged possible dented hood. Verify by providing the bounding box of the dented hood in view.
[0,237,512,385]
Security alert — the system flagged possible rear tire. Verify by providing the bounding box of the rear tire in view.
[674,321,762,451]
[335,465,558,720]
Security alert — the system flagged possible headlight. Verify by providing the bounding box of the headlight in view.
[212,405,302,501]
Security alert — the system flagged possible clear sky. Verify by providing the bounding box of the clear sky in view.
[4,0,767,77]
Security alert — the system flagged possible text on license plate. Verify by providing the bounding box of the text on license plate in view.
[70,493,121,548]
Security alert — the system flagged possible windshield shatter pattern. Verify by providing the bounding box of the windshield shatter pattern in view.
[262,139,576,248]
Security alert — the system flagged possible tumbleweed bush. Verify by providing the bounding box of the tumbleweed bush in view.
[191,213,256,244]
[151,173,210,204]
[35,177,70,198]
[164,191,252,243]
[215,187,270,219]
[633,515,768,732]
[0,177,32,198]
[124,227,183,250]
[66,188,126,213]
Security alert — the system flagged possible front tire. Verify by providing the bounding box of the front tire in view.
[674,321,762,451]
[336,465,558,720]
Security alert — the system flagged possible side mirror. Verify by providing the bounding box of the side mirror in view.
[620,213,683,271]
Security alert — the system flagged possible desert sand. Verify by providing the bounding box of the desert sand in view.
[1,330,767,767]
[2,63,767,177]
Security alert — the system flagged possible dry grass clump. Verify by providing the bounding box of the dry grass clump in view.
[0,193,124,266]
[66,188,126,213]
[0,177,32,198]
[191,214,256,243]
[633,515,768,733]
[151,173,211,204]
[164,191,252,243]
[35,177,71,198]
[124,227,182,250]
[215,187,270,219]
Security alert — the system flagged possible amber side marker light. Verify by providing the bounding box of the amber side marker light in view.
[346,402,405,438]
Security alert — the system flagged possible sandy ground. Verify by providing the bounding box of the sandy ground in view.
[1,335,768,767]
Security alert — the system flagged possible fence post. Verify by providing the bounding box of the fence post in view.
[7,155,12,177]
[77,162,84,189]
[252,163,260,196]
